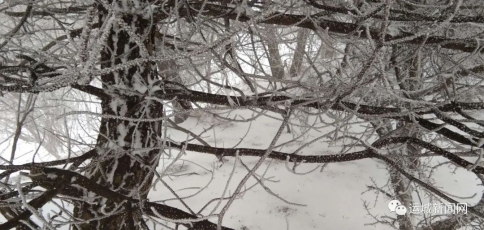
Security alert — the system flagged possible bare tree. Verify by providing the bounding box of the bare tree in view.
[1,0,484,229]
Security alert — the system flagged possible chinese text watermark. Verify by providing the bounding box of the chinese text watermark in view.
[388,200,468,216]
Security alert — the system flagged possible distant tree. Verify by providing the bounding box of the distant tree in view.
[1,0,484,229]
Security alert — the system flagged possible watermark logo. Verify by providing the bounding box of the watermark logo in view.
[388,200,468,215]
[395,205,408,215]
[388,200,407,215]
[409,203,467,215]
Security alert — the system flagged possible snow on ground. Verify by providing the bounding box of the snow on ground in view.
[1,108,483,229]
[150,109,484,230]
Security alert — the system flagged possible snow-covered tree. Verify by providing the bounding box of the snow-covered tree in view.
[1,0,484,229]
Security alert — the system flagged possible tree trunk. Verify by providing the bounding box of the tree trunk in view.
[264,27,284,80]
[289,29,309,78]
[372,120,415,230]
[73,3,163,229]
[365,45,425,230]
[392,45,423,171]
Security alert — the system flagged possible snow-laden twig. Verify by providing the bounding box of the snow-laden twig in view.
[79,9,116,84]
[216,110,292,230]
[57,105,269,122]
[17,175,56,230]
[385,0,463,46]
[149,206,218,224]
[240,158,306,206]
[209,150,239,216]
[468,148,484,172]
[284,156,320,175]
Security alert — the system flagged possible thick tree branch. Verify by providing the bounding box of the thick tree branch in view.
[167,138,484,175]
[155,89,484,145]
[160,89,484,115]
[0,2,33,50]
[372,137,484,174]
[190,4,481,53]
[168,140,372,163]
[0,149,97,179]
[71,84,110,100]
[29,167,234,230]
[0,189,59,230]
[304,0,484,23]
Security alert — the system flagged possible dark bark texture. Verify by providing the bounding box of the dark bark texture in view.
[73,3,163,229]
